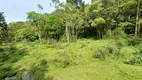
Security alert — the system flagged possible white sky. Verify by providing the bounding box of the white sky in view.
[0,0,91,23]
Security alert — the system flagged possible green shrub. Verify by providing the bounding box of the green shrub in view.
[112,28,127,39]
[124,44,142,65]
[93,45,118,59]
[125,53,142,65]
[119,46,136,58]
[51,56,70,68]
[0,63,17,80]
[0,51,9,62]
[129,37,142,45]
[105,28,128,47]
[60,35,67,42]
[106,28,127,40]
[14,60,49,80]
[135,44,142,53]
[0,47,4,52]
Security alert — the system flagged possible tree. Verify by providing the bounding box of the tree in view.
[0,12,7,43]
[64,3,78,43]
[54,3,78,43]
[27,11,43,42]
[135,0,141,38]
[91,17,106,38]
[66,0,85,8]
[51,0,60,7]
[44,15,63,41]
[8,21,38,42]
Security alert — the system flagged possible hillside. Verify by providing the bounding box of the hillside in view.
[1,0,142,80]
[1,39,142,80]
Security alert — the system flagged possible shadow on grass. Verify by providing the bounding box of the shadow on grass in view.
[15,59,53,80]
[29,59,53,80]
[0,45,28,80]
[0,45,54,80]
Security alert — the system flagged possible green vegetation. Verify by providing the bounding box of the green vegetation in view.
[1,39,142,80]
[0,0,142,80]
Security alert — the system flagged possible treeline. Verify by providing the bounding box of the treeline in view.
[0,0,142,44]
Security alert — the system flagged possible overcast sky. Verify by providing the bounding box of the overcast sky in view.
[0,0,91,23]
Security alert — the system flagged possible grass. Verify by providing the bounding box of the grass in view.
[1,39,142,80]
[14,39,116,69]
[48,63,142,80]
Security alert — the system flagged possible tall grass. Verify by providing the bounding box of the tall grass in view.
[1,39,142,80]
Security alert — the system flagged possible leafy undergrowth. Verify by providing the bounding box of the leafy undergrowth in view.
[14,39,117,70]
[1,39,142,80]
[0,45,28,79]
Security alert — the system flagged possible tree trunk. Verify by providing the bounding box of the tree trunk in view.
[38,26,42,42]
[66,21,70,43]
[135,0,140,38]
[138,22,140,36]
[72,24,75,41]
[38,32,42,42]
[140,24,142,37]
[36,23,42,42]
[75,26,77,41]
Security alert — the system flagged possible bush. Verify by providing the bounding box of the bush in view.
[105,28,128,47]
[51,56,70,68]
[0,52,9,62]
[105,28,127,39]
[93,45,118,59]
[0,47,4,52]
[119,46,136,59]
[15,60,49,80]
[125,53,142,65]
[124,44,142,65]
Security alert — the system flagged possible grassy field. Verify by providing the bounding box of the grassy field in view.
[48,64,142,80]
[0,39,142,80]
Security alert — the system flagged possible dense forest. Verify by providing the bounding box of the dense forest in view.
[0,0,142,80]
